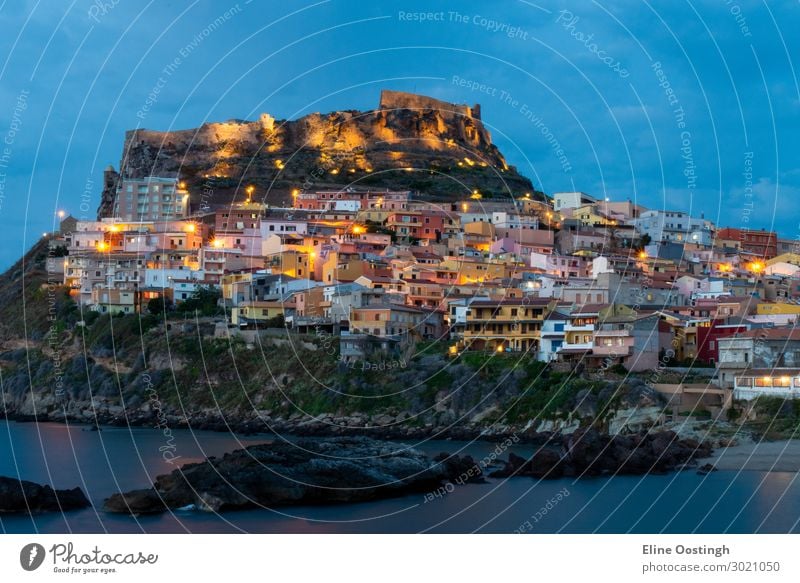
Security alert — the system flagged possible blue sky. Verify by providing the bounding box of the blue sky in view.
[0,0,798,269]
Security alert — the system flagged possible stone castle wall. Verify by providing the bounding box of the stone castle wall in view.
[379,90,480,120]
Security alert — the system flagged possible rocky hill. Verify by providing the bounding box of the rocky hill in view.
[98,90,539,217]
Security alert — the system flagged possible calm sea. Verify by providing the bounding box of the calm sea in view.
[1,420,798,533]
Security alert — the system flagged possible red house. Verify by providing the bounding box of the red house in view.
[696,322,748,364]
[717,227,778,259]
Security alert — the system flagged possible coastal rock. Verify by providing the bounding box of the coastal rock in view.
[104,436,468,515]
[103,488,167,514]
[0,476,91,513]
[491,429,711,480]
[433,453,485,483]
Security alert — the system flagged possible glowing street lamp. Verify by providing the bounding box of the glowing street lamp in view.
[57,210,65,219]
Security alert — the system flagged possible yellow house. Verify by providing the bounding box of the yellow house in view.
[91,288,137,315]
[571,203,617,227]
[356,209,393,224]
[266,250,311,279]
[221,272,253,302]
[463,221,496,238]
[440,257,509,284]
[232,300,294,326]
[766,252,800,266]
[461,298,554,353]
[350,304,427,338]
[321,251,368,283]
[756,303,800,316]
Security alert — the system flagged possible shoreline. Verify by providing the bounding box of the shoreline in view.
[697,440,800,472]
[8,414,798,474]
[0,412,554,445]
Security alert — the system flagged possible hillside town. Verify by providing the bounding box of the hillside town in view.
[47,173,800,410]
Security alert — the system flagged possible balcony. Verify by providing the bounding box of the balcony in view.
[559,341,593,351]
[594,329,630,337]
[565,323,594,332]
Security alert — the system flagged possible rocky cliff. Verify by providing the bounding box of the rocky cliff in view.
[98,90,538,217]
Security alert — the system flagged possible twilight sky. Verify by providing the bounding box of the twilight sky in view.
[0,0,798,269]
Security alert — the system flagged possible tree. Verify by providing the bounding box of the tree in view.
[177,285,221,316]
[263,313,285,328]
[147,296,172,315]
[605,225,620,255]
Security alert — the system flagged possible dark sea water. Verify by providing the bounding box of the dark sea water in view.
[1,420,798,534]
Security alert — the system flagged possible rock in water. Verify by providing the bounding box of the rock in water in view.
[489,429,713,479]
[104,436,458,515]
[0,476,91,513]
